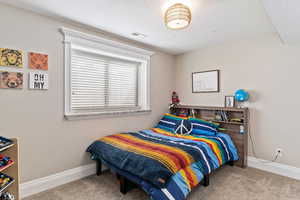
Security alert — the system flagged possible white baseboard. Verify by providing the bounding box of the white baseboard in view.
[248,156,300,181]
[20,163,97,198]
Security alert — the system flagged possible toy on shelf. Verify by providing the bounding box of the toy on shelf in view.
[170,91,180,108]
[0,173,14,192]
[0,155,13,170]
[234,89,249,108]
[230,118,244,123]
[0,192,15,200]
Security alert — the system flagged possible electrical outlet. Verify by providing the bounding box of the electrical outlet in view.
[276,148,283,157]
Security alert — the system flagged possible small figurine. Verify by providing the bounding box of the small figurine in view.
[190,109,196,118]
[170,91,180,109]
[0,192,15,200]
[240,125,245,134]
[172,91,180,104]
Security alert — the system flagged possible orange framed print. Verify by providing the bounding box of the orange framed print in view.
[29,52,48,70]
[0,48,23,68]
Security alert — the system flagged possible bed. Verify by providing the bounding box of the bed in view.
[87,124,244,199]
[87,106,249,200]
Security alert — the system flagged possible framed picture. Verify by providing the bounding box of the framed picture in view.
[192,70,219,93]
[0,48,23,68]
[225,96,235,107]
[29,72,48,90]
[0,71,23,89]
[29,52,48,70]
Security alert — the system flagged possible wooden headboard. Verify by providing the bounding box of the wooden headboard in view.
[170,105,249,168]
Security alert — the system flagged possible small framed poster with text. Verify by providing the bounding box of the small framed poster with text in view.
[192,70,219,93]
[29,72,48,90]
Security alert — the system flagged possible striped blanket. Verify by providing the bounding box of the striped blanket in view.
[87,128,238,200]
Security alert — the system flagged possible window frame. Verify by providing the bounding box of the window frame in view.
[60,28,154,120]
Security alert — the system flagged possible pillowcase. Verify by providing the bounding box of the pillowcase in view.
[188,117,219,136]
[175,118,191,135]
[156,113,191,134]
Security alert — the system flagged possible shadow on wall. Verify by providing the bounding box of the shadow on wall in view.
[248,90,260,103]
[246,91,264,159]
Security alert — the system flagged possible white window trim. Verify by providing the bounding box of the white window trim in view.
[60,27,154,120]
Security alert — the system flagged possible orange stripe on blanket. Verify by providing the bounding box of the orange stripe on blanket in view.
[112,134,194,170]
[152,128,223,165]
[100,134,194,173]
[193,138,223,164]
[183,167,198,188]
[179,166,198,191]
[180,170,191,191]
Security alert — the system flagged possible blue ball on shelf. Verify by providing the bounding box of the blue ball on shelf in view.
[235,89,249,102]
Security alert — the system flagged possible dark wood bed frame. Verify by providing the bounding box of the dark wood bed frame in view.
[95,105,249,195]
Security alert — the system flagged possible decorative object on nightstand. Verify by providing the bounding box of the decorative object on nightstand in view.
[170,91,180,108]
[225,96,235,107]
[234,89,249,108]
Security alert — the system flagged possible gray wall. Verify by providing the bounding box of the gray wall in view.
[0,4,175,182]
[175,34,300,168]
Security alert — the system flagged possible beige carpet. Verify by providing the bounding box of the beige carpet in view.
[24,166,300,200]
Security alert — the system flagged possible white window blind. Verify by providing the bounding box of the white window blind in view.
[61,27,153,119]
[71,49,139,112]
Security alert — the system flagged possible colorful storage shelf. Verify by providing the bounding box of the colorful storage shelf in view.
[0,138,19,200]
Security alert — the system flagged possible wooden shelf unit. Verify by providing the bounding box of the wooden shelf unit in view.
[170,105,249,168]
[0,138,19,200]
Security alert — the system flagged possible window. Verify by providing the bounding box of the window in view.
[61,28,154,119]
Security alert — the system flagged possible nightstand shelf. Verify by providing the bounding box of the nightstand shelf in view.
[171,105,249,168]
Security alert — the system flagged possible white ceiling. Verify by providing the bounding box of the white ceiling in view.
[0,0,299,54]
[262,0,300,44]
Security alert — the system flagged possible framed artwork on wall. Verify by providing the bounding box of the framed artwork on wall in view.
[0,48,23,68]
[29,72,48,90]
[29,52,48,70]
[0,71,23,89]
[192,70,219,93]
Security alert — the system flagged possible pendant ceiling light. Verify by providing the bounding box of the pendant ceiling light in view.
[164,3,192,30]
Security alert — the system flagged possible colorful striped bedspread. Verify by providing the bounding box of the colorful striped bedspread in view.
[87,128,238,200]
